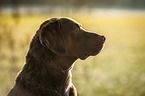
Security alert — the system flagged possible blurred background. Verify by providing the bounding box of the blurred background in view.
[0,0,145,96]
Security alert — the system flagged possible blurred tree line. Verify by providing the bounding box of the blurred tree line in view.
[0,0,145,8]
[0,0,145,24]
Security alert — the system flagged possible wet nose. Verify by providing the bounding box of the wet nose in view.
[99,35,106,42]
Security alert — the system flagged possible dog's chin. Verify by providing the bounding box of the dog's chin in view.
[79,55,89,60]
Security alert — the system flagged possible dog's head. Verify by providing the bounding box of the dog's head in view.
[39,17,105,60]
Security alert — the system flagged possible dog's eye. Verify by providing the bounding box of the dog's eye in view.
[74,27,79,33]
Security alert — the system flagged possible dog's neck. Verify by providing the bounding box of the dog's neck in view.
[17,34,77,95]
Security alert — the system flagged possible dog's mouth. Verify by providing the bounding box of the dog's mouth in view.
[79,44,105,60]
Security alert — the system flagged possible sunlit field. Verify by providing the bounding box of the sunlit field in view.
[0,9,145,96]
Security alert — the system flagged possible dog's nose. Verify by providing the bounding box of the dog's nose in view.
[99,35,106,42]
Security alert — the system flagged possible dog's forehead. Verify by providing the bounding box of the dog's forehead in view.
[59,17,81,27]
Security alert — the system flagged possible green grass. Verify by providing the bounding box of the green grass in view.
[0,12,145,96]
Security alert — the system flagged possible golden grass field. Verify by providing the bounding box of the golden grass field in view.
[0,10,145,96]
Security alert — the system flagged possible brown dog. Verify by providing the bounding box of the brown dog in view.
[8,17,105,96]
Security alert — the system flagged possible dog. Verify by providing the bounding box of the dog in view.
[8,17,106,96]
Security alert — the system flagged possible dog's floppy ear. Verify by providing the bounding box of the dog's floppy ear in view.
[39,18,67,55]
